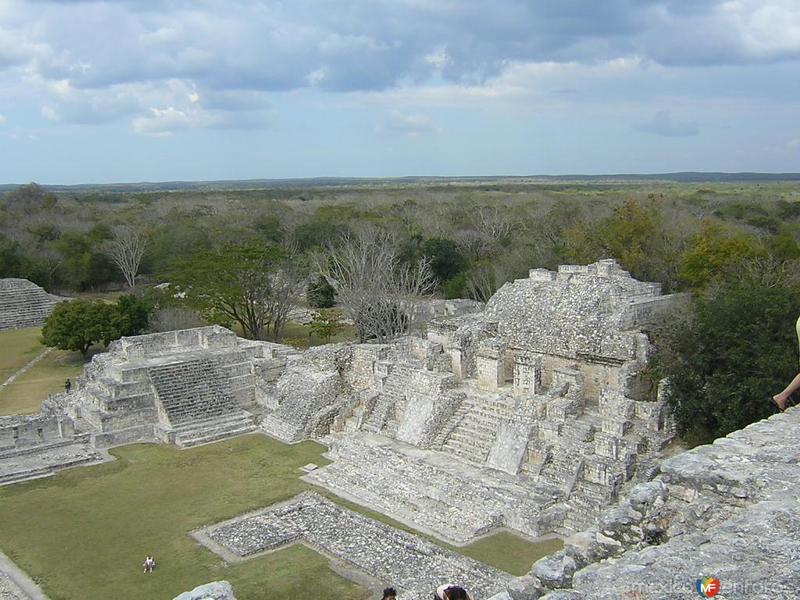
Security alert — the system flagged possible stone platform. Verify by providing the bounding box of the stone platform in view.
[0,278,66,331]
[197,492,516,600]
[304,434,562,544]
[0,442,106,486]
[534,407,800,599]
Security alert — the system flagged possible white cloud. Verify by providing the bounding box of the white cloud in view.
[635,110,699,137]
[380,111,441,136]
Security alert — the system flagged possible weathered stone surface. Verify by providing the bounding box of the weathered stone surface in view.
[201,492,513,600]
[67,326,275,447]
[304,434,561,543]
[259,261,679,540]
[539,407,800,599]
[0,572,29,600]
[0,278,67,331]
[531,552,577,589]
[172,581,235,600]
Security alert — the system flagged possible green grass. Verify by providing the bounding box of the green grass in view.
[0,327,44,382]
[0,348,86,415]
[0,436,368,600]
[460,531,563,575]
[276,320,357,349]
[0,435,560,600]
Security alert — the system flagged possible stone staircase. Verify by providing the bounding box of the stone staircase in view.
[149,358,239,425]
[0,278,64,330]
[362,366,410,434]
[171,410,257,448]
[440,395,516,465]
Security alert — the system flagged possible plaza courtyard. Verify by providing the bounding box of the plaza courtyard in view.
[0,433,559,600]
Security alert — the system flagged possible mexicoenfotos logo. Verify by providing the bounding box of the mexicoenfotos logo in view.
[695,576,720,597]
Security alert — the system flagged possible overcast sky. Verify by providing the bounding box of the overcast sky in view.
[0,0,798,184]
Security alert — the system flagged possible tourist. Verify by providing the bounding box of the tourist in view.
[434,584,472,600]
[382,587,397,599]
[772,316,800,411]
[143,555,155,573]
[64,378,71,393]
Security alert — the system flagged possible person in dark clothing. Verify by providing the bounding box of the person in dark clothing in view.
[64,378,72,393]
[382,588,397,599]
[434,584,472,599]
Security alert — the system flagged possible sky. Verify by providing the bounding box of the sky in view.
[0,0,799,184]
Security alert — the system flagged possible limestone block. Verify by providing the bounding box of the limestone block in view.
[600,418,631,436]
[593,432,621,460]
[582,457,621,487]
[633,400,664,431]
[531,551,577,589]
[538,421,562,444]
[477,355,504,391]
[486,419,533,475]
[513,352,542,397]
[551,368,584,401]
[173,581,236,600]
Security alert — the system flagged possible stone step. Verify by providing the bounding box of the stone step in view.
[0,467,53,486]
[176,423,257,448]
[0,438,76,459]
[171,411,255,436]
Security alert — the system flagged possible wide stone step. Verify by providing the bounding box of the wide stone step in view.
[176,423,257,448]
[172,411,255,435]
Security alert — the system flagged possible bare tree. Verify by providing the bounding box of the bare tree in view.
[107,226,148,288]
[263,261,305,340]
[319,228,434,343]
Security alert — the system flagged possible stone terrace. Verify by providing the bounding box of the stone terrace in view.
[533,407,800,599]
[200,492,515,600]
[304,434,562,544]
[0,278,66,330]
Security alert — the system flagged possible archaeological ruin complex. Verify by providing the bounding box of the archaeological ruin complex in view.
[13,260,794,600]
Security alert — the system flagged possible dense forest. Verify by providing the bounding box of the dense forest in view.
[3,178,800,444]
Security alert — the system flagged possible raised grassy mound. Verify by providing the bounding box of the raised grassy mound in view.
[0,279,66,331]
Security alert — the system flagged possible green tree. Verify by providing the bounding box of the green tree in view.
[653,276,800,445]
[678,221,763,289]
[309,308,345,342]
[170,243,299,340]
[41,300,119,356]
[115,294,152,336]
[55,227,118,290]
[420,237,469,283]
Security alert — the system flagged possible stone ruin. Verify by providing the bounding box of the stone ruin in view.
[0,278,67,330]
[258,259,683,538]
[528,406,800,599]
[65,326,294,448]
[4,258,798,599]
[0,395,104,485]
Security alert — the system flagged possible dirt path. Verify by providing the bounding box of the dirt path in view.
[0,349,53,392]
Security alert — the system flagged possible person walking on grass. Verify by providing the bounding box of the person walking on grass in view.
[143,555,155,573]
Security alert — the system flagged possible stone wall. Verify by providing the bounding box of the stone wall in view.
[529,407,800,599]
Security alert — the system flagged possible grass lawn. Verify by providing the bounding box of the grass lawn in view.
[0,327,44,383]
[0,435,560,600]
[279,320,357,349]
[0,326,88,415]
[0,435,368,600]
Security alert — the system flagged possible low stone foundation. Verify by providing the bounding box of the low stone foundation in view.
[304,434,562,544]
[197,492,517,600]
